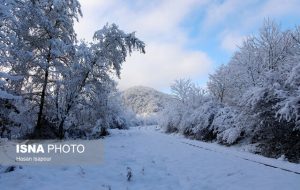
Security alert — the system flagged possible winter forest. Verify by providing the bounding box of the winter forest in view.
[160,20,300,162]
[0,0,300,190]
[0,0,145,139]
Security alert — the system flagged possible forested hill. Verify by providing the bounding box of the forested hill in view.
[122,86,172,116]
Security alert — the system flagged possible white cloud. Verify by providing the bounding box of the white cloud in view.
[74,0,300,91]
[240,0,300,30]
[118,42,213,90]
[220,32,246,53]
[202,0,255,30]
[75,0,212,91]
[260,0,300,18]
[201,0,300,55]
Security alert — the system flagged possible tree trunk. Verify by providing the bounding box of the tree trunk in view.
[58,118,65,139]
[36,66,49,130]
[57,67,93,139]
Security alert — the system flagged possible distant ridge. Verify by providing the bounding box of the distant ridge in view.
[122,86,172,116]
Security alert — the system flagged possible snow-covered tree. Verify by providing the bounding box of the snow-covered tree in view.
[0,0,145,139]
[55,24,145,138]
[161,20,300,162]
[207,65,232,103]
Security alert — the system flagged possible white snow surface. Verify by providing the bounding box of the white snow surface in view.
[1,126,300,190]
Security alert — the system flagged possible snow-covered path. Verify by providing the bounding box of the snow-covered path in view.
[1,126,300,190]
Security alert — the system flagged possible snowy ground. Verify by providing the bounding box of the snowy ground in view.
[1,126,300,190]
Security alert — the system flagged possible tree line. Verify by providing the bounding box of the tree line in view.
[159,20,300,163]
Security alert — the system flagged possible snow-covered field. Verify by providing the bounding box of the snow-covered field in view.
[1,126,300,190]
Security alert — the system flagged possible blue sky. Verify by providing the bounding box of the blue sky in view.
[75,0,300,91]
